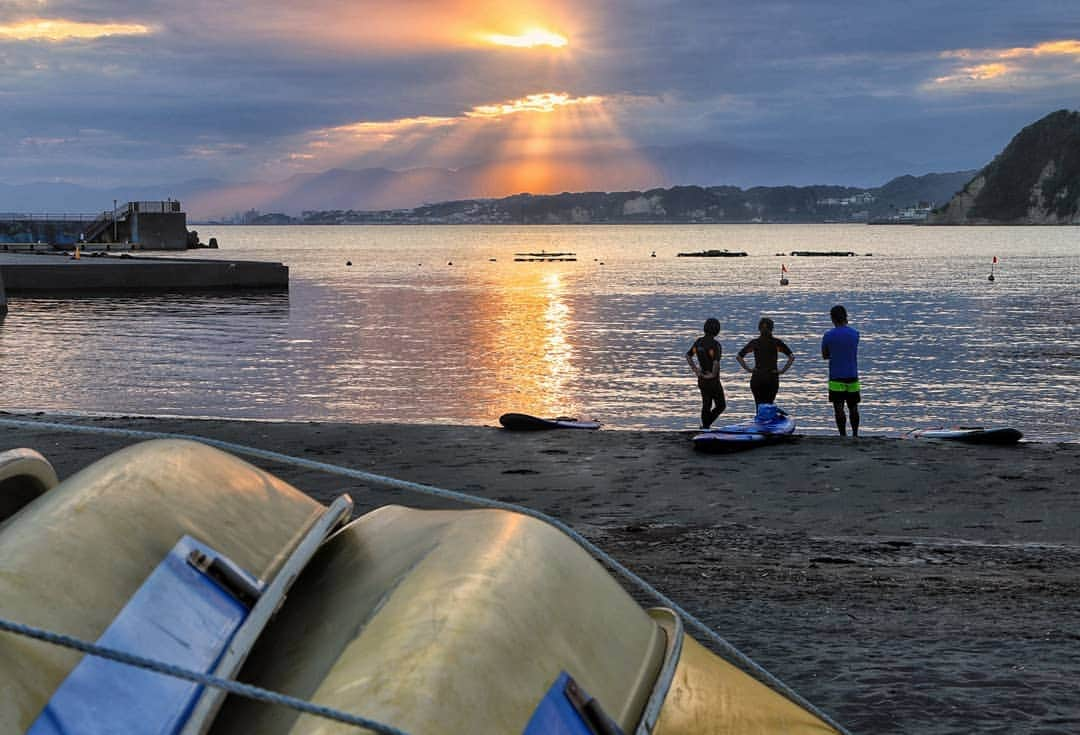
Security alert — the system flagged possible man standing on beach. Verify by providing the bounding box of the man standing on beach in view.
[821,304,860,437]
[686,318,726,428]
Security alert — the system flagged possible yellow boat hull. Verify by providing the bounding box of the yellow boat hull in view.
[0,439,840,734]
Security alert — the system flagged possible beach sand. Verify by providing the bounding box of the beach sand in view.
[2,414,1077,734]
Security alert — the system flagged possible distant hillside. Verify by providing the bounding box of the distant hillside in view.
[872,172,977,216]
[294,171,975,225]
[3,161,972,223]
[929,110,1080,224]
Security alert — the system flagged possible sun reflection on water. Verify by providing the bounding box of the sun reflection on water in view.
[480,266,580,419]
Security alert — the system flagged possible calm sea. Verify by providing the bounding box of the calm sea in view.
[1,225,1077,440]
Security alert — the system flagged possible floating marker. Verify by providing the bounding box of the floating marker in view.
[780,263,789,286]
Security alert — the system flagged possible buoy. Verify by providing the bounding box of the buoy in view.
[346,260,352,266]
[780,263,789,286]
[489,258,497,262]
[988,273,995,282]
[780,277,789,286]
[651,251,656,257]
[448,261,453,266]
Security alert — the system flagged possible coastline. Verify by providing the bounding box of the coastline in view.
[2,414,1077,734]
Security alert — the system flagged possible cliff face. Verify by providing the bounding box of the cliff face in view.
[928,109,1080,224]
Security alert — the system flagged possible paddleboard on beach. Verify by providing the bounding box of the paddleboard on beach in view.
[499,413,601,431]
[904,426,1022,445]
[692,404,796,452]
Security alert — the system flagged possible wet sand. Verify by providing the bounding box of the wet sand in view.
[2,414,1077,734]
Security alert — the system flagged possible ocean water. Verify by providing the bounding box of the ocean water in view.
[1,224,1077,440]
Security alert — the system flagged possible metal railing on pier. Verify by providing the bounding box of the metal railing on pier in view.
[0,213,101,222]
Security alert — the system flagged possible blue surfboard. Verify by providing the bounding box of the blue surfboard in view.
[693,404,796,452]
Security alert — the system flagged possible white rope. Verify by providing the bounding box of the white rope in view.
[0,617,410,734]
[0,416,850,734]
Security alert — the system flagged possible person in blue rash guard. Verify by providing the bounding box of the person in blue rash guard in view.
[686,318,726,429]
[821,304,861,437]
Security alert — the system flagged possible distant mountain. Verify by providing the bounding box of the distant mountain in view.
[929,109,1080,224]
[0,163,974,224]
[295,171,976,225]
[872,172,977,217]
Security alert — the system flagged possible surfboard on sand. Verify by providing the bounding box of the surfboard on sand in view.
[904,426,1022,445]
[692,404,796,452]
[498,413,602,431]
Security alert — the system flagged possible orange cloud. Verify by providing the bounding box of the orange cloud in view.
[933,62,1010,84]
[0,18,151,42]
[931,39,1080,88]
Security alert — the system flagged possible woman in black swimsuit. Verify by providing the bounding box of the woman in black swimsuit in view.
[736,317,794,405]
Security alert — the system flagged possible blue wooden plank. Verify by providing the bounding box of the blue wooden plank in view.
[30,536,250,735]
[522,671,624,735]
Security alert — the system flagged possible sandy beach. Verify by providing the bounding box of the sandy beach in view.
[2,413,1077,734]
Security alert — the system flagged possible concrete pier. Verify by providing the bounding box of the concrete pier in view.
[0,252,288,292]
[1,200,192,250]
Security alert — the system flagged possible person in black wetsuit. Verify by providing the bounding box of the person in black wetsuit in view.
[685,318,726,428]
[735,317,794,406]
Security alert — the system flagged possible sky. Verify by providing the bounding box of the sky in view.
[2,0,1080,202]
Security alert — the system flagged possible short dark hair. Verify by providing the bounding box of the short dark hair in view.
[703,318,721,335]
[758,317,774,334]
[830,305,848,324]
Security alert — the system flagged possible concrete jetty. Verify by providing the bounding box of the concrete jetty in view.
[0,252,287,292]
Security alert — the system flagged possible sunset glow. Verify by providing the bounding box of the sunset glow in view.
[313,93,605,150]
[0,18,151,42]
[483,28,568,48]
[282,87,656,206]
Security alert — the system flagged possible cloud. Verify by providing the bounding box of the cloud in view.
[929,39,1080,90]
[465,93,602,118]
[481,29,568,49]
[0,18,151,42]
[0,1,1078,191]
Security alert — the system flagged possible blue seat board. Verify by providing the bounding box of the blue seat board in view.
[30,536,251,735]
[523,671,624,735]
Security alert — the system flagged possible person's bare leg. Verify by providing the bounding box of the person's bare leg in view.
[849,403,860,437]
[833,401,847,436]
